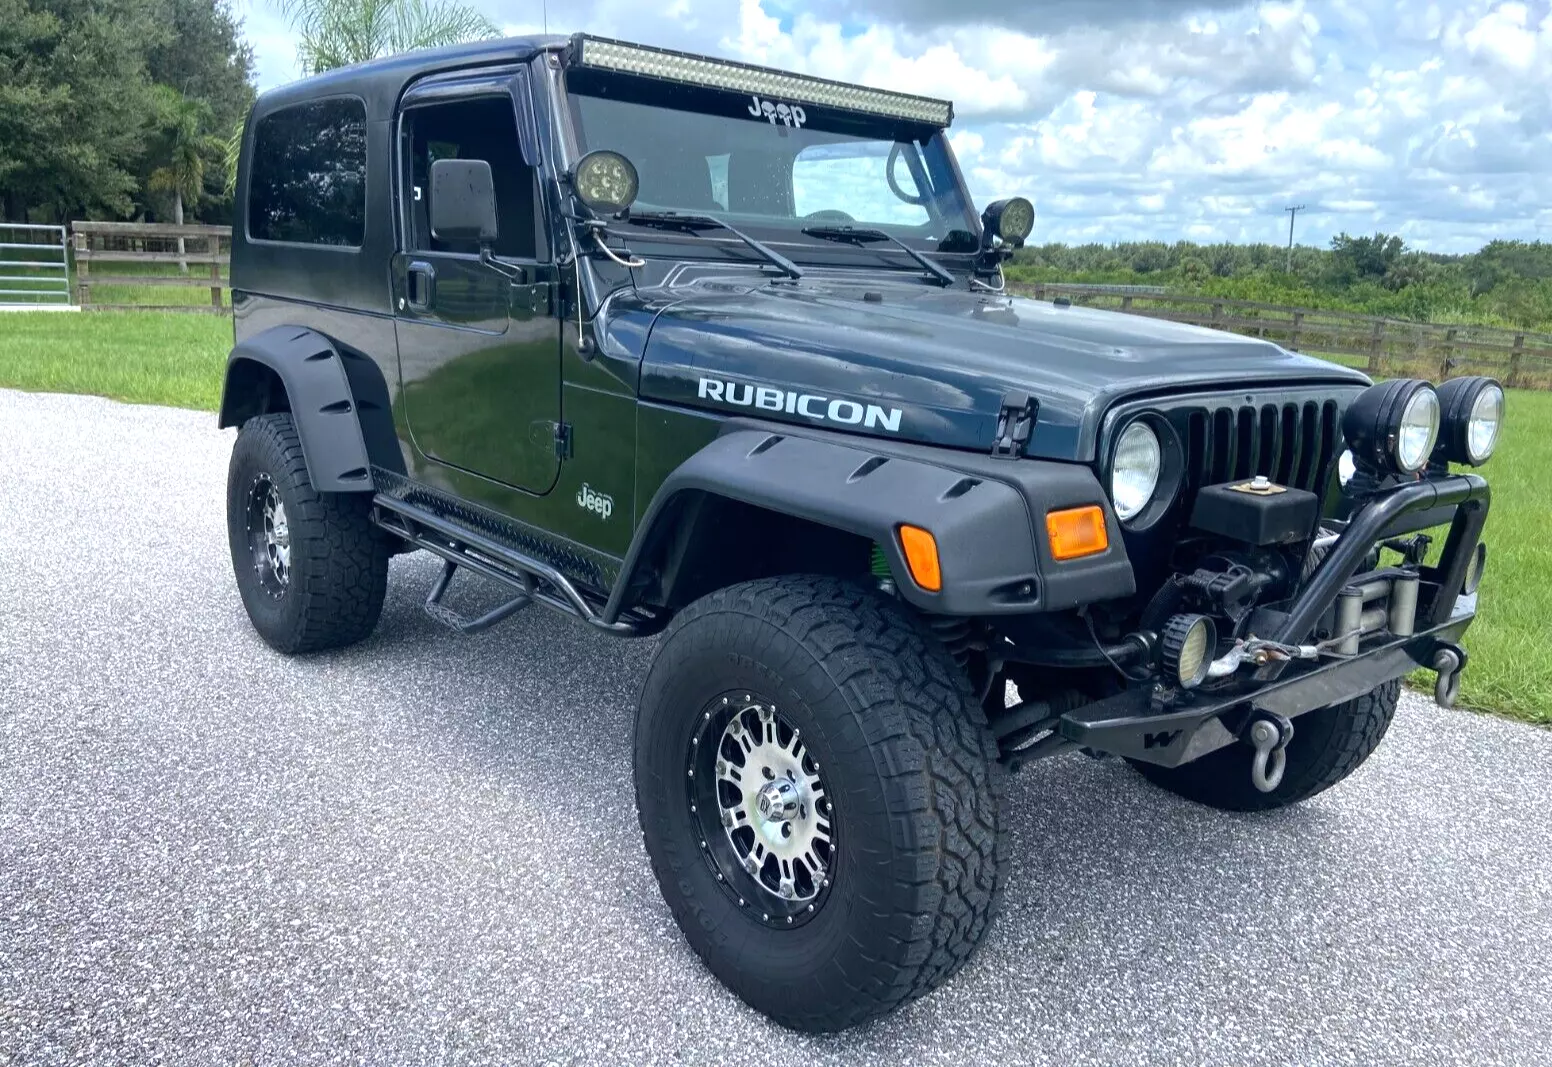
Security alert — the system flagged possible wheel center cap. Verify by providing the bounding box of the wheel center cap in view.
[755,779,800,822]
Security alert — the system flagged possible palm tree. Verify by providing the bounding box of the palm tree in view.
[223,0,499,191]
[147,87,223,272]
[275,0,500,76]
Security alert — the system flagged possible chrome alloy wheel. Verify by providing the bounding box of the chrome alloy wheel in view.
[688,695,834,926]
[245,475,291,597]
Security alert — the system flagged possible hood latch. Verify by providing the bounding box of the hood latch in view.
[991,392,1036,459]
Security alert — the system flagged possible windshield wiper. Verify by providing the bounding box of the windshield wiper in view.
[801,226,955,287]
[625,211,803,280]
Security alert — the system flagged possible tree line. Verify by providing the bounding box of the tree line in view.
[0,0,496,228]
[1007,235,1552,332]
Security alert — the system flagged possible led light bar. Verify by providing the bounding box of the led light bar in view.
[573,35,954,127]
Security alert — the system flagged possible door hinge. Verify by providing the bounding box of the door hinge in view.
[554,422,572,460]
[991,391,1036,459]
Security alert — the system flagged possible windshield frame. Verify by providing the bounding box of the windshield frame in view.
[558,67,982,271]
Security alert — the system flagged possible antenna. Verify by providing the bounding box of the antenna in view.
[543,0,548,33]
[1284,204,1307,273]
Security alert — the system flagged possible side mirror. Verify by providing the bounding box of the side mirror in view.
[429,158,498,245]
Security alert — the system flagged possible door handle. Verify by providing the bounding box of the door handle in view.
[406,260,436,310]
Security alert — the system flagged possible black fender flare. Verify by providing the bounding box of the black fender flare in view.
[218,325,400,492]
[605,425,1135,621]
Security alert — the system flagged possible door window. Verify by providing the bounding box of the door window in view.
[402,96,540,259]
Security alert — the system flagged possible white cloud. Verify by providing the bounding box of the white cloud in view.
[241,0,1552,251]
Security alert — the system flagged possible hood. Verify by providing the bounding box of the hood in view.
[627,276,1370,462]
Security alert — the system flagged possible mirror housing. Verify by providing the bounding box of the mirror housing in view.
[429,158,498,245]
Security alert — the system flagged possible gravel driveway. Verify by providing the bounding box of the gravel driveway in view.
[2,388,1550,1066]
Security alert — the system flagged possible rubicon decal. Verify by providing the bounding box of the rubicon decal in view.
[697,378,902,433]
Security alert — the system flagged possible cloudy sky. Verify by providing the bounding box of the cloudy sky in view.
[240,0,1552,252]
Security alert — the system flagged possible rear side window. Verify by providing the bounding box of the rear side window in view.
[248,98,367,247]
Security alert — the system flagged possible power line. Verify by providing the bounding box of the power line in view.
[1284,204,1307,273]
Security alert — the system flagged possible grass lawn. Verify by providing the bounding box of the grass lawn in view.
[0,310,230,410]
[0,309,1547,724]
[1447,389,1552,723]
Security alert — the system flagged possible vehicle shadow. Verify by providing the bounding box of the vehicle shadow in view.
[333,552,1380,1059]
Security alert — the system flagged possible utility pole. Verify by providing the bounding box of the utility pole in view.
[1284,205,1306,274]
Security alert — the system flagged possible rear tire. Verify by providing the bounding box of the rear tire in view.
[1130,679,1400,812]
[633,576,1005,1032]
[226,412,389,654]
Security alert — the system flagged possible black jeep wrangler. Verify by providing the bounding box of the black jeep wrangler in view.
[220,34,1502,1032]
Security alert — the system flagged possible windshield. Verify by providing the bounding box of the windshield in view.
[564,69,977,253]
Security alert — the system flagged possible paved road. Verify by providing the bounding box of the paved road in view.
[2,388,1550,1067]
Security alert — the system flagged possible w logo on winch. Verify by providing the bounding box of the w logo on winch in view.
[1144,729,1182,749]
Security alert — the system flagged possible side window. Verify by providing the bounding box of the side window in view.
[404,96,538,259]
[248,98,367,246]
[791,143,931,227]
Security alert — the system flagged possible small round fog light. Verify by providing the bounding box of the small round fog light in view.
[1463,542,1487,595]
[1161,613,1217,690]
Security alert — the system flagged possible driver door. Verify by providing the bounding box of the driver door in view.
[392,82,561,495]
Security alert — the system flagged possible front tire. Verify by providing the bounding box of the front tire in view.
[1130,679,1401,812]
[226,412,389,654]
[634,576,1005,1032]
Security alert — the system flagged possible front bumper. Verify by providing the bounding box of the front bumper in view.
[1065,471,1490,768]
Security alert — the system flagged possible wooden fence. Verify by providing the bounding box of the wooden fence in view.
[1012,282,1552,388]
[56,223,1552,388]
[72,221,230,312]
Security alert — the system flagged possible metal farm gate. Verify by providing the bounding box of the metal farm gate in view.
[0,223,74,309]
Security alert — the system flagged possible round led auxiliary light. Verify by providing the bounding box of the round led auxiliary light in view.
[981,197,1035,247]
[1341,379,1441,476]
[571,150,639,215]
[1433,375,1505,467]
[1162,613,1217,690]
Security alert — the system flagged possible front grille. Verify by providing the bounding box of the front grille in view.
[1182,398,1343,495]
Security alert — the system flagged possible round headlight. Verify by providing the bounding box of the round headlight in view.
[1396,387,1440,472]
[1434,376,1504,466]
[1111,421,1162,522]
[1341,379,1441,476]
[572,150,639,215]
[1467,386,1504,461]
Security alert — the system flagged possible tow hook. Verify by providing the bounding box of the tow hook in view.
[1432,644,1467,708]
[1247,712,1294,793]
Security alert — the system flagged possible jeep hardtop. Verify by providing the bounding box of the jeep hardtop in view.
[220,33,1502,1032]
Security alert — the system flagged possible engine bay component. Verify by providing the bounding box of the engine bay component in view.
[1190,478,1319,546]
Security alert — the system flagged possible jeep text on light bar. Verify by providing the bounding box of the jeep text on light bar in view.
[573,35,954,127]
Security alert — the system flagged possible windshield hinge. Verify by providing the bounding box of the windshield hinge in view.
[554,422,573,460]
[991,392,1036,459]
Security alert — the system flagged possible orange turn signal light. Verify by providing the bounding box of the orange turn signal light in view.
[897,524,942,592]
[1046,506,1109,561]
